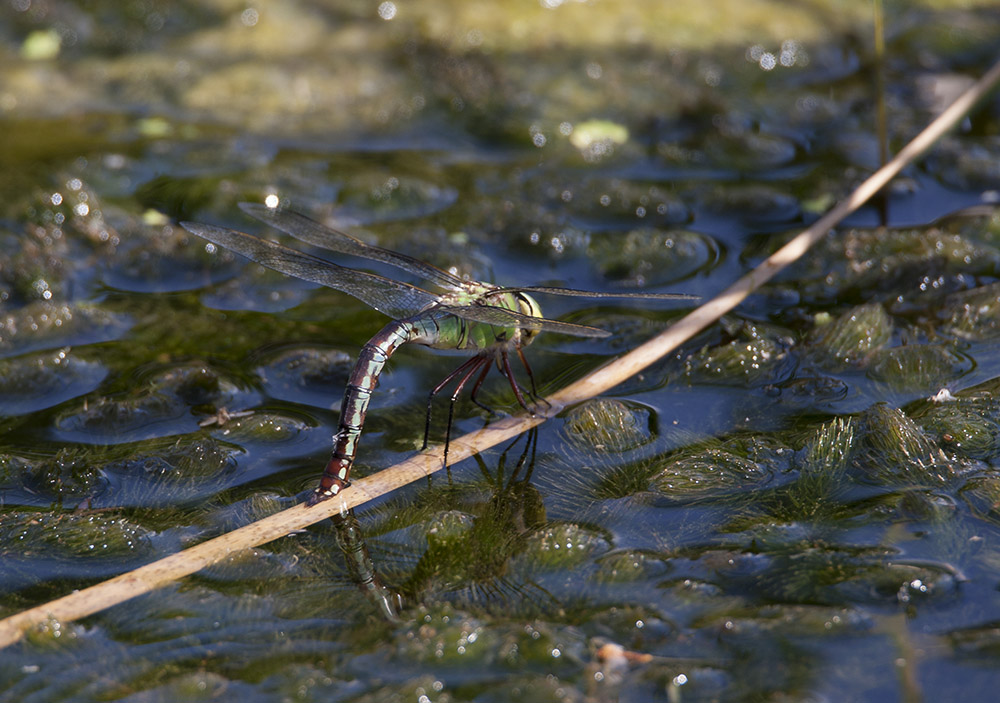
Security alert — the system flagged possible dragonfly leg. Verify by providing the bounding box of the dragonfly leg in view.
[516,345,551,409]
[423,355,490,451]
[500,349,531,413]
[440,356,492,468]
[467,356,495,413]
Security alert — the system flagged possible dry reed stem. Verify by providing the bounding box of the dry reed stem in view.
[2,56,999,650]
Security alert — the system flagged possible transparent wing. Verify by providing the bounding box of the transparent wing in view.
[180,221,440,320]
[239,202,467,292]
[240,204,700,305]
[507,285,698,301]
[436,304,611,338]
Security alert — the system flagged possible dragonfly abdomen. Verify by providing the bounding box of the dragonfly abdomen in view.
[309,320,416,504]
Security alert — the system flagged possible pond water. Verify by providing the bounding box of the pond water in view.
[2,1,1000,701]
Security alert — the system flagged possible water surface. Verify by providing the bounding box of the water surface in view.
[2,1,1000,701]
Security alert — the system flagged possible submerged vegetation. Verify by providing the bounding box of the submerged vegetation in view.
[2,0,1000,700]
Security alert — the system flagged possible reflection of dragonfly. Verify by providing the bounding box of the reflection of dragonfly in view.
[359,429,551,611]
[181,203,695,505]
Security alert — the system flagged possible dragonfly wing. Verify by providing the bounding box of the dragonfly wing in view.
[239,203,466,292]
[181,221,440,319]
[507,285,698,301]
[436,304,611,338]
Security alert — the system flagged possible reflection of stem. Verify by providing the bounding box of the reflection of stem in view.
[331,509,402,622]
[880,612,923,703]
[667,678,683,703]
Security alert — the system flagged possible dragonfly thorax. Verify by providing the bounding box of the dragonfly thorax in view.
[472,288,543,351]
[409,287,544,353]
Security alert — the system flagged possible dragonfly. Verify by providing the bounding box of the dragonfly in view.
[181,203,695,505]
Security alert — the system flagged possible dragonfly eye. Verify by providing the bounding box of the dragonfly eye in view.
[515,292,543,343]
[514,291,542,318]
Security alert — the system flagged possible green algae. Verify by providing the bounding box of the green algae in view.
[808,302,892,367]
[563,398,651,453]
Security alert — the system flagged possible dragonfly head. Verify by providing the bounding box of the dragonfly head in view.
[515,292,543,346]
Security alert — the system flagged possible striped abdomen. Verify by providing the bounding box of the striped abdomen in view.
[308,320,417,504]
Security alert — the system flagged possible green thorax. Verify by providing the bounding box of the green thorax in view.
[410,286,542,353]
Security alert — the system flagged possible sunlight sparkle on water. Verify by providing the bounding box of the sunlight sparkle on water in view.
[378,2,396,20]
[748,41,807,70]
